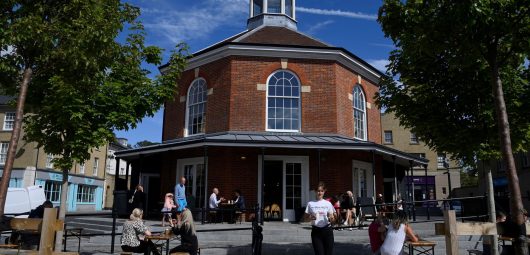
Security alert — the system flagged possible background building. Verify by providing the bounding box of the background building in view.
[0,96,107,212]
[103,138,131,209]
[475,152,530,212]
[381,112,461,202]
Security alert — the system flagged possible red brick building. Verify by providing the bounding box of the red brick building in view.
[116,0,427,221]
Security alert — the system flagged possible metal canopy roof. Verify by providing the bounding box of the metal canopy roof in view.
[115,132,428,166]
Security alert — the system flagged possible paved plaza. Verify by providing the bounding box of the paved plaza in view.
[60,214,484,255]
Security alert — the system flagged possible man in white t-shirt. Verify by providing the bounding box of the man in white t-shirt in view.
[209,188,223,209]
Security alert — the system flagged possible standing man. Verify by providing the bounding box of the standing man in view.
[175,177,188,213]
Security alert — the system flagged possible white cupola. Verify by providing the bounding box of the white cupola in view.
[248,0,297,30]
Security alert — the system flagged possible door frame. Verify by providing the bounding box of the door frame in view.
[352,160,373,199]
[139,173,160,212]
[176,157,205,201]
[257,155,309,222]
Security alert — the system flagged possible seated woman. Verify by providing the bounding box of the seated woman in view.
[121,208,160,255]
[170,209,199,255]
[379,210,418,255]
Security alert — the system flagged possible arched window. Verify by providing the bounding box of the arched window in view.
[266,70,301,132]
[353,85,367,140]
[186,78,207,136]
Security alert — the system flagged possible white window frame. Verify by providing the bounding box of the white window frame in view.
[353,85,367,141]
[3,112,15,131]
[185,78,207,137]
[352,160,373,199]
[266,70,301,132]
[93,158,99,176]
[79,162,85,174]
[0,142,8,165]
[46,154,54,169]
[437,153,446,169]
[76,185,95,203]
[176,157,206,208]
[383,131,393,144]
[257,155,309,222]
[410,133,419,144]
[44,180,62,203]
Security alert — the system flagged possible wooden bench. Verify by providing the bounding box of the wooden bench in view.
[1,208,78,255]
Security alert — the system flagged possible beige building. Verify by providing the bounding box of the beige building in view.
[0,96,108,212]
[381,112,461,202]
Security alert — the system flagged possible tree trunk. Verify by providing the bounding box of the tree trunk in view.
[490,58,528,255]
[54,168,69,252]
[0,67,32,217]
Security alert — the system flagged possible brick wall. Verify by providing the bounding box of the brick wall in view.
[163,56,382,144]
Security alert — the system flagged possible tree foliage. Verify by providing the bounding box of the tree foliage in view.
[377,1,530,253]
[133,140,159,148]
[377,0,530,164]
[0,0,188,248]
[1,0,187,178]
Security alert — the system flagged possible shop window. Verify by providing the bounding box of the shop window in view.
[77,185,95,203]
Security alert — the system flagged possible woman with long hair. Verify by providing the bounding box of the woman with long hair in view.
[305,182,335,255]
[379,210,418,255]
[170,209,199,255]
[121,208,160,255]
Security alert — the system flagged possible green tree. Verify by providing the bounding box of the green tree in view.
[377,1,530,254]
[134,140,160,148]
[0,1,187,250]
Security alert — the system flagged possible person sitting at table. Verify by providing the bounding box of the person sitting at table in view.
[368,212,387,255]
[233,189,246,210]
[170,209,199,255]
[209,187,224,209]
[341,191,355,227]
[483,211,507,255]
[161,193,177,227]
[18,200,54,249]
[209,188,224,222]
[121,208,160,255]
[379,210,418,255]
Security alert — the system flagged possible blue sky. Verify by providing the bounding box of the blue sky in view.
[115,0,393,146]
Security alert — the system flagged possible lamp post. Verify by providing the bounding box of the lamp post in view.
[443,159,452,209]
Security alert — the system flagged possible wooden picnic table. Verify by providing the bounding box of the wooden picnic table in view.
[405,239,436,255]
[145,231,179,255]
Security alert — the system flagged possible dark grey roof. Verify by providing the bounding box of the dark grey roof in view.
[0,96,15,105]
[115,132,428,166]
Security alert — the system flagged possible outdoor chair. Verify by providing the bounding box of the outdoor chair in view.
[357,196,378,226]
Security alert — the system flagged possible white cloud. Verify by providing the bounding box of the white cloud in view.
[306,20,334,35]
[371,43,395,49]
[367,59,390,72]
[141,0,247,44]
[297,7,377,21]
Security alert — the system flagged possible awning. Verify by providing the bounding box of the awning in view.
[115,132,429,166]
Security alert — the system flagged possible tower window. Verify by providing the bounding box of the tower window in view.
[253,0,263,16]
[285,0,293,17]
[268,0,281,13]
